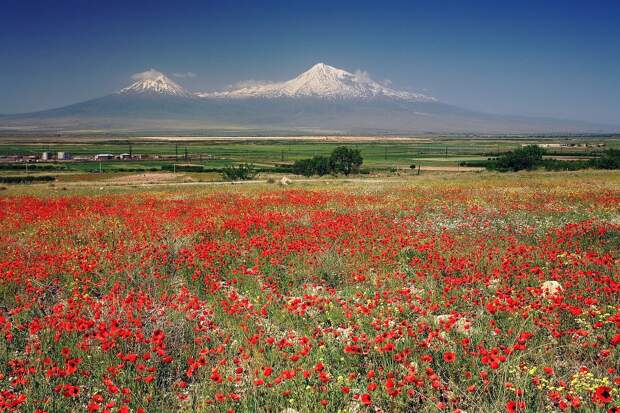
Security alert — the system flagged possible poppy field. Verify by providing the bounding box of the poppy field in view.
[0,172,618,412]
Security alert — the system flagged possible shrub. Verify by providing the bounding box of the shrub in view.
[460,159,497,168]
[292,156,332,177]
[542,159,589,171]
[292,158,312,177]
[0,164,66,171]
[329,146,363,176]
[161,164,205,172]
[292,147,364,177]
[494,145,545,171]
[0,175,56,184]
[221,163,258,181]
[475,147,619,172]
[588,149,620,169]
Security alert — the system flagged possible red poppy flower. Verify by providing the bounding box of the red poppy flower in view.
[443,352,456,363]
[421,354,433,362]
[592,386,612,405]
[360,393,372,405]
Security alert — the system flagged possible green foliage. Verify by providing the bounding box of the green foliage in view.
[0,175,56,184]
[467,148,620,172]
[460,159,497,168]
[541,159,589,171]
[292,155,332,177]
[221,163,258,181]
[588,149,620,169]
[292,147,364,176]
[494,145,545,171]
[161,164,205,172]
[329,146,363,176]
[0,164,66,171]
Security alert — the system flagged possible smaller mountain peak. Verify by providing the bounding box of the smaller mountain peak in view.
[310,62,331,71]
[304,62,345,75]
[119,69,191,97]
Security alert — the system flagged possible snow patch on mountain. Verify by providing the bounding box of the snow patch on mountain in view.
[198,63,435,101]
[120,69,191,97]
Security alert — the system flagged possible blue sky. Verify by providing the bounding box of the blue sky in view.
[1,0,619,124]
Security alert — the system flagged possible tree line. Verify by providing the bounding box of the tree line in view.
[462,145,620,172]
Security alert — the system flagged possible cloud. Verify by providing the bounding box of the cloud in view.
[352,70,391,87]
[173,72,197,78]
[228,79,278,90]
[131,69,165,81]
[353,70,372,83]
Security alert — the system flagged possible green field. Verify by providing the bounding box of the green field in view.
[0,136,617,190]
[1,136,618,173]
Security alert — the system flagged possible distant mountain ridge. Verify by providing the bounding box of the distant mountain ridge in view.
[0,63,616,134]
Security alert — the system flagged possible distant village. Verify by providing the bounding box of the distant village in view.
[0,151,214,163]
[522,142,606,149]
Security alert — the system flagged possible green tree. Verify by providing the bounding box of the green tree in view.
[221,163,258,181]
[589,149,620,169]
[495,145,545,171]
[292,155,332,177]
[329,146,363,176]
[311,155,332,176]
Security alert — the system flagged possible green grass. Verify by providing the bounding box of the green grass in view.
[0,137,620,181]
[1,136,618,173]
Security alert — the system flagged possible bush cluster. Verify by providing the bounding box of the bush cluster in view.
[161,164,205,172]
[495,145,545,171]
[461,146,620,172]
[292,146,363,177]
[0,164,66,171]
[589,149,620,169]
[221,163,258,181]
[0,175,56,184]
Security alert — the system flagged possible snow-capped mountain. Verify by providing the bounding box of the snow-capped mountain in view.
[117,63,432,101]
[120,69,191,97]
[199,63,434,101]
[1,64,613,134]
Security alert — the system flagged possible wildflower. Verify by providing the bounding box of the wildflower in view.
[592,386,612,405]
[443,352,456,363]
